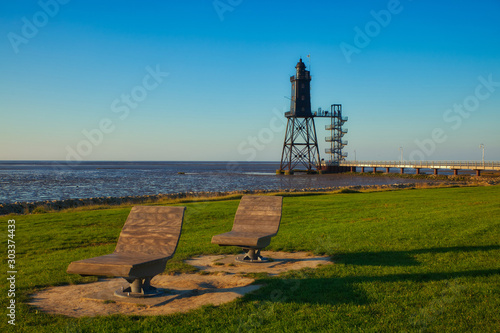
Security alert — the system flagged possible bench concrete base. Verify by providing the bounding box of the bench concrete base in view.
[235,248,269,263]
[115,285,168,298]
[112,277,169,298]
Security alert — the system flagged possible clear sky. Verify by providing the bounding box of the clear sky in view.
[1,0,499,162]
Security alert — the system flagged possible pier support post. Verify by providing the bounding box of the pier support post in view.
[373,167,377,174]
[385,167,390,173]
[400,168,404,174]
[415,168,420,175]
[350,166,355,172]
[453,169,458,176]
[434,169,438,175]
[361,167,365,173]
[476,170,481,177]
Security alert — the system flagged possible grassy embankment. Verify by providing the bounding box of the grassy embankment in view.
[1,185,499,332]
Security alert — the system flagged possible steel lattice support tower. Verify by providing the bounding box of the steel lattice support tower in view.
[280,117,320,172]
[279,59,320,173]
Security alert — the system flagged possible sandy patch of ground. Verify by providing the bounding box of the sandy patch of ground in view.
[29,251,331,317]
[185,251,332,275]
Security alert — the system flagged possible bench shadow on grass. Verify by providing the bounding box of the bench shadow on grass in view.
[247,245,500,306]
[255,268,500,306]
[335,245,500,267]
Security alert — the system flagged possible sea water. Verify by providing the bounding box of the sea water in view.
[0,161,434,204]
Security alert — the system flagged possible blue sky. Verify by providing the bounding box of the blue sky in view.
[1,0,499,161]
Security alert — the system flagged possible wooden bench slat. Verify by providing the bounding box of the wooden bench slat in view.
[237,204,281,214]
[232,225,278,234]
[124,214,184,224]
[119,225,183,235]
[234,217,281,225]
[211,231,274,248]
[116,232,181,241]
[115,238,180,256]
[68,253,166,266]
[66,252,170,278]
[235,212,281,218]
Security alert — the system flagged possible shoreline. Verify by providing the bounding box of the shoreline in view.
[2,174,499,216]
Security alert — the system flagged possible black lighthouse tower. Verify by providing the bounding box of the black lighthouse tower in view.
[279,58,320,173]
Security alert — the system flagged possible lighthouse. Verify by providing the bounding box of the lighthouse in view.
[278,58,348,174]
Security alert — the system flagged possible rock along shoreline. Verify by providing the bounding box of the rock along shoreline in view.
[2,178,498,216]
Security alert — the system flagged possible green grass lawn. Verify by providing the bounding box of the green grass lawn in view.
[2,186,500,332]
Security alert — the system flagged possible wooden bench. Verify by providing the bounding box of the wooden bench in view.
[67,206,185,297]
[211,195,282,262]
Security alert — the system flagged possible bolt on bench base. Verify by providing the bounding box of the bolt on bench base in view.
[235,248,270,263]
[114,277,168,298]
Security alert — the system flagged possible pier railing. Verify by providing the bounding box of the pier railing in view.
[338,160,500,171]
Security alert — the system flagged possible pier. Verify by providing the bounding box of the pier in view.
[335,161,500,176]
